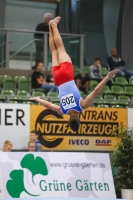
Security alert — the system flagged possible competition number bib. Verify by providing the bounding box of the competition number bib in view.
[61,93,77,110]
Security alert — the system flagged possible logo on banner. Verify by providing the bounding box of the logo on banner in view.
[6,154,48,198]
[35,109,64,148]
[69,139,89,145]
[95,139,112,146]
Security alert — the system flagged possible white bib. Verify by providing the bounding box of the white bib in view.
[61,93,77,110]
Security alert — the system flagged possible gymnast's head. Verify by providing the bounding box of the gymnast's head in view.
[68,115,80,132]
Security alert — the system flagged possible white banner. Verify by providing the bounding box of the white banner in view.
[0,152,116,198]
[0,104,30,150]
[0,154,4,198]
[128,108,133,128]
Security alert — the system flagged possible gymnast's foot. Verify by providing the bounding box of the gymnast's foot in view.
[49,16,61,26]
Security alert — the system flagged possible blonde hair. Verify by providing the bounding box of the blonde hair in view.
[4,140,13,147]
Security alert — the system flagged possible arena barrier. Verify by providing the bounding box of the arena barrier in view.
[0,104,131,151]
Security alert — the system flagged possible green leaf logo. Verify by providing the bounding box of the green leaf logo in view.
[6,154,48,198]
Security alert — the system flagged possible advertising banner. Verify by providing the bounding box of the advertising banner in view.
[0,152,116,198]
[127,108,133,128]
[30,106,127,151]
[0,104,30,150]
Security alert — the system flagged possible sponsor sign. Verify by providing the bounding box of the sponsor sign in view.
[30,106,127,151]
[0,152,116,198]
[0,104,30,150]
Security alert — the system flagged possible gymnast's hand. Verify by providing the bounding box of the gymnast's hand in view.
[107,69,119,79]
[30,96,40,102]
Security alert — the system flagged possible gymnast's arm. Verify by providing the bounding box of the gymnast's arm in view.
[81,69,119,109]
[30,97,63,115]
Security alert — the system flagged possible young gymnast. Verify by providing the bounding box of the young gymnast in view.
[31,16,119,132]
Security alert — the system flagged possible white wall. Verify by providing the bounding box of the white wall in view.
[4,0,57,52]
